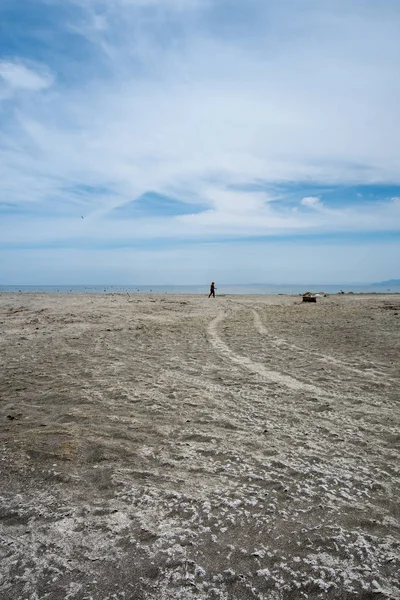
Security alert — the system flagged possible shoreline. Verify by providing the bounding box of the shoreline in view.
[1,290,400,297]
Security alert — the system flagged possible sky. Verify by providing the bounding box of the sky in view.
[1,0,400,285]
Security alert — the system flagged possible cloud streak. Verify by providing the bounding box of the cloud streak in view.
[0,60,53,92]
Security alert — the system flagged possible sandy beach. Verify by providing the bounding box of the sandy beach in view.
[0,292,399,600]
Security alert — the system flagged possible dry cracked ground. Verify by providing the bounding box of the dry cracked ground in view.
[0,293,399,600]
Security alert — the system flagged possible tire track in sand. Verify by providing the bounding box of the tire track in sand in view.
[252,309,390,383]
[208,311,325,395]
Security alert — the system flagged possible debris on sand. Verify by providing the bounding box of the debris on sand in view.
[302,291,317,303]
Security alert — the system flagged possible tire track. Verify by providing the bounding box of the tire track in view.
[208,311,326,396]
[252,309,390,383]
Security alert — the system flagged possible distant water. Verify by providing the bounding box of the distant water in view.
[1,284,400,295]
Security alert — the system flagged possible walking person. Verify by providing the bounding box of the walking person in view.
[209,281,216,298]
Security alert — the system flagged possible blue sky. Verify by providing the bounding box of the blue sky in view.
[1,0,400,284]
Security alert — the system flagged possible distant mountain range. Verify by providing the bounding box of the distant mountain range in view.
[372,279,400,286]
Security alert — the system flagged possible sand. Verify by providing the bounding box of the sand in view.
[0,292,399,600]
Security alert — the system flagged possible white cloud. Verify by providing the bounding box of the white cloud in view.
[201,189,273,215]
[4,1,399,214]
[301,196,321,208]
[0,60,53,92]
